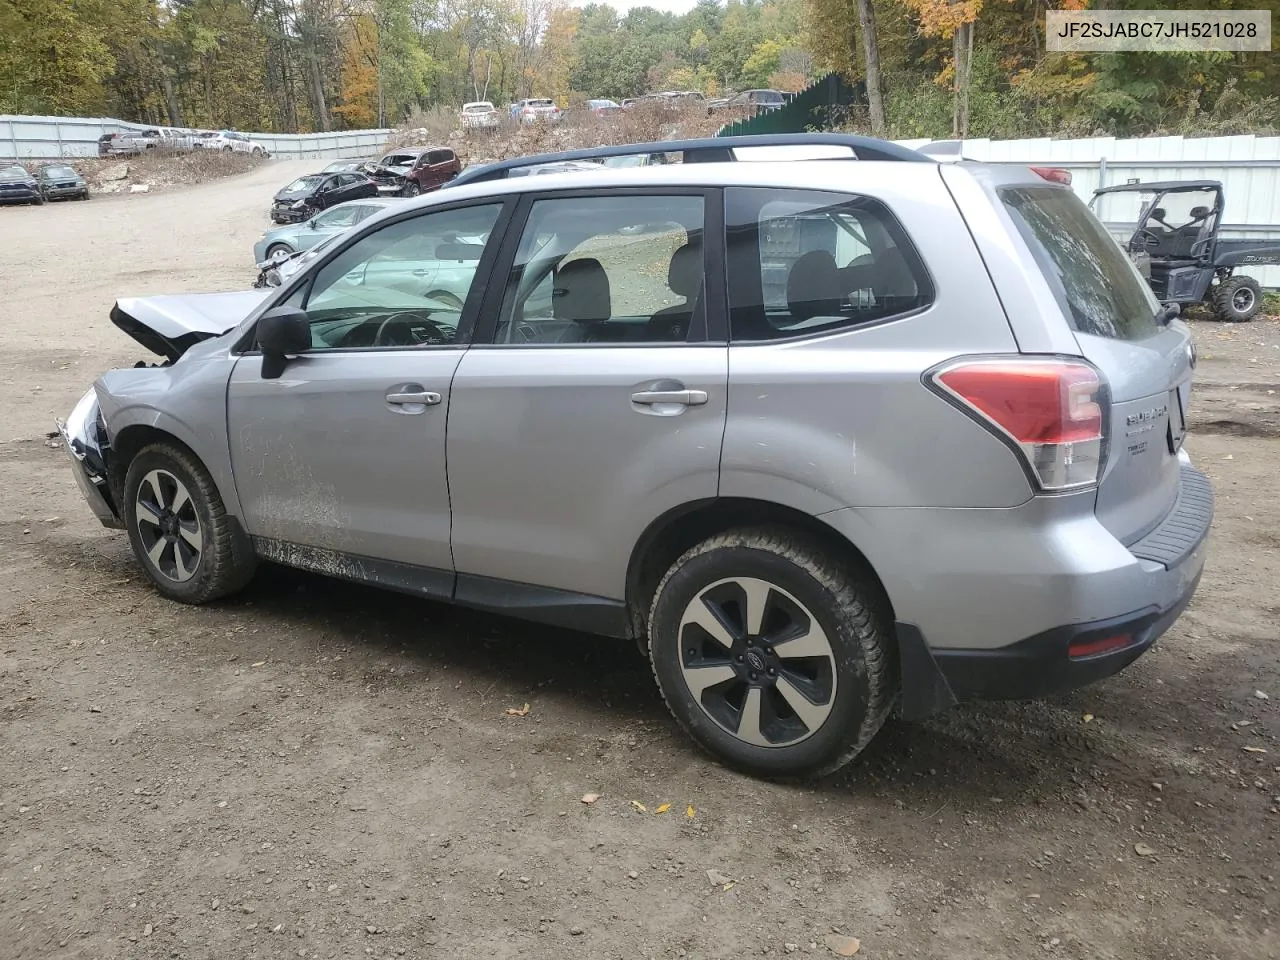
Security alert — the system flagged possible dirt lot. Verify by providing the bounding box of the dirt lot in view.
[1,164,1278,960]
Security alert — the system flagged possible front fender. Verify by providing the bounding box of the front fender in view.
[95,351,243,520]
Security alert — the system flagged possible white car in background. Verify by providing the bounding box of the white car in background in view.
[196,130,269,156]
[461,101,501,129]
[516,98,561,124]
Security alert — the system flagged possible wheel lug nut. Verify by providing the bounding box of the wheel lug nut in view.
[767,668,776,677]
[748,671,757,681]
[735,655,744,663]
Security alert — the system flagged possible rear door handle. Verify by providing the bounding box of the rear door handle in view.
[386,390,441,405]
[631,389,709,406]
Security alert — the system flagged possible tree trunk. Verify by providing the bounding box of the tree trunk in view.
[853,0,885,135]
[160,72,182,127]
[308,46,331,132]
[952,21,974,139]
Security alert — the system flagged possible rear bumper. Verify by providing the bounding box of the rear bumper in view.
[819,460,1213,719]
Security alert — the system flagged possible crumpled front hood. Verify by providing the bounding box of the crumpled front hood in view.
[273,187,315,203]
[112,289,271,361]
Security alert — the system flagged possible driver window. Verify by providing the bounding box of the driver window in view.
[301,203,501,350]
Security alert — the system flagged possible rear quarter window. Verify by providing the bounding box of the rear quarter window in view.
[1001,185,1158,341]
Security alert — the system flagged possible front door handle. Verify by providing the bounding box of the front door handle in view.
[386,390,441,405]
[631,389,709,406]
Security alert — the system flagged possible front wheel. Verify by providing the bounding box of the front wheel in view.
[1213,275,1263,323]
[647,527,896,779]
[265,242,293,261]
[401,181,420,198]
[123,443,256,604]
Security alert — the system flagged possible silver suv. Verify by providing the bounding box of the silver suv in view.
[60,135,1212,779]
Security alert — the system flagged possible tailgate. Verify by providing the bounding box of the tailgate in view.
[997,183,1192,544]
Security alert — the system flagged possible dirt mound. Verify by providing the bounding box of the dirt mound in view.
[388,102,731,166]
[72,151,267,194]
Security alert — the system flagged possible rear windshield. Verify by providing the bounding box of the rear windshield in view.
[1001,185,1158,341]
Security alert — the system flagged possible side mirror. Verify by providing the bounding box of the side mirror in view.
[257,306,310,379]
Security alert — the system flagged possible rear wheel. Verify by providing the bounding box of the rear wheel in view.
[123,443,256,604]
[647,527,896,779]
[1213,275,1263,323]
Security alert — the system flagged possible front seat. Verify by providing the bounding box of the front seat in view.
[553,258,611,340]
[786,250,843,322]
[645,242,702,340]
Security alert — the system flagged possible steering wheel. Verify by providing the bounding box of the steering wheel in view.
[1132,228,1162,251]
[373,311,450,347]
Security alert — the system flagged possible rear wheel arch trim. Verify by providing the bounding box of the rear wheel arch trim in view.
[624,498,896,644]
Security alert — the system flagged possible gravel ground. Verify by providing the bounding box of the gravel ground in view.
[1,163,1278,960]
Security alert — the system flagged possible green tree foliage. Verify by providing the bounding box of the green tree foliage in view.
[2,0,1276,138]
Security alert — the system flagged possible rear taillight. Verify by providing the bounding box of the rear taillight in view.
[929,358,1108,491]
[1031,166,1072,185]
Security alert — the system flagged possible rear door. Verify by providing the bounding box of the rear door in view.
[446,188,728,609]
[983,179,1193,544]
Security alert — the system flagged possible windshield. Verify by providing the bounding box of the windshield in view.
[0,165,28,181]
[42,166,77,178]
[380,154,416,167]
[1002,186,1158,341]
[753,91,784,103]
[283,176,325,192]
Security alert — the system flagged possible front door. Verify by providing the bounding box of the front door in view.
[448,190,727,608]
[226,200,509,595]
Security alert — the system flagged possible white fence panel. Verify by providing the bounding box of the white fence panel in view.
[1,114,393,162]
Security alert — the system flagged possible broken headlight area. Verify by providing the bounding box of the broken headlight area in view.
[57,387,122,527]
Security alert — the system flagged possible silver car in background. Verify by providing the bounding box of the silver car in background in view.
[59,135,1211,780]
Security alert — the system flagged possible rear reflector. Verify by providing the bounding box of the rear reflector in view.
[1068,633,1133,659]
[930,358,1108,491]
[1031,166,1072,185]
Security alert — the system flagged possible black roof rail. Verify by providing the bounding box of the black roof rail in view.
[450,132,930,187]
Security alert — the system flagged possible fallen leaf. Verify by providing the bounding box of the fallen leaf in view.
[1243,746,1268,753]
[654,803,671,815]
[580,793,600,805]
[707,868,735,887]
[1134,842,1156,857]
[1082,713,1094,723]
[504,703,530,717]
[629,800,647,813]
[686,804,696,818]
[250,661,266,668]
[824,933,861,956]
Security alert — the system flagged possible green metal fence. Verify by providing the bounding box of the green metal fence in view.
[715,74,863,138]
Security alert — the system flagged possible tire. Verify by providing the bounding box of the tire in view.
[80,190,90,201]
[401,181,420,198]
[123,443,256,604]
[223,145,233,153]
[31,194,44,205]
[647,526,896,779]
[1213,275,1263,323]
[265,242,293,260]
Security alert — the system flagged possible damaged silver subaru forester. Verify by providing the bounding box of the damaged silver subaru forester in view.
[60,134,1212,779]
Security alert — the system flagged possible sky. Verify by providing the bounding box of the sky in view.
[572,0,704,16]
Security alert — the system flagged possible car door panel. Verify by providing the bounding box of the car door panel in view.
[223,199,509,591]
[446,189,726,602]
[227,350,462,586]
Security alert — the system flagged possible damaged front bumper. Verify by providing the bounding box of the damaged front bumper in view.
[56,388,121,529]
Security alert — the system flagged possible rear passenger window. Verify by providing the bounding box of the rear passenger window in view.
[726,188,933,341]
[491,194,706,345]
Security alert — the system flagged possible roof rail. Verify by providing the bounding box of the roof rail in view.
[450,132,930,187]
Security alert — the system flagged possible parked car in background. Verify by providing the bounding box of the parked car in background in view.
[35,163,90,201]
[620,98,639,110]
[107,127,197,154]
[586,99,623,118]
[322,158,373,173]
[711,89,786,114]
[270,171,378,224]
[363,147,460,197]
[196,130,268,156]
[0,164,42,205]
[255,198,395,262]
[517,98,561,123]
[461,101,501,129]
[98,133,119,157]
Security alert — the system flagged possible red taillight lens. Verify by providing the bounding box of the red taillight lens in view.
[1068,633,1133,659]
[932,359,1107,491]
[1031,166,1072,185]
